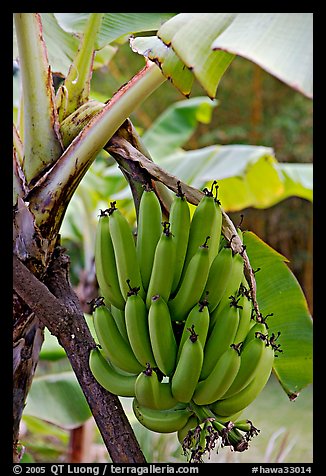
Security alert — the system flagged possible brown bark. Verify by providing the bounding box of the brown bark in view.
[13,250,146,463]
[13,303,44,463]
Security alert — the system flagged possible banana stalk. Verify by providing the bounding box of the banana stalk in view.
[14,13,63,186]
[26,61,166,242]
[57,13,104,121]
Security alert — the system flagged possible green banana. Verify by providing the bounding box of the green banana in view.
[108,202,145,300]
[110,304,128,342]
[215,251,244,311]
[176,301,210,361]
[169,183,191,295]
[193,344,241,405]
[148,294,178,376]
[168,238,210,322]
[200,296,241,379]
[92,301,144,374]
[146,222,176,308]
[132,398,192,433]
[134,364,178,410]
[220,334,268,399]
[177,415,200,446]
[243,320,268,345]
[234,286,253,344]
[171,327,204,403]
[136,189,162,290]
[210,343,275,416]
[208,252,244,331]
[181,183,222,276]
[201,244,234,313]
[125,283,156,367]
[89,347,137,397]
[94,210,125,310]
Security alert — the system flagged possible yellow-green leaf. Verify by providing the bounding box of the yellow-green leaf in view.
[243,231,313,398]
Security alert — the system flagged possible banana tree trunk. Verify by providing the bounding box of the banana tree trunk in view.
[13,301,44,463]
[13,247,146,463]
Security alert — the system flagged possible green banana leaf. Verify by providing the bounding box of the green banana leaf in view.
[154,145,313,211]
[24,371,92,429]
[211,13,313,99]
[243,231,313,399]
[153,13,313,99]
[130,35,195,96]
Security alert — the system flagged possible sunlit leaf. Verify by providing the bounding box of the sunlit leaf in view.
[158,13,236,99]
[143,13,313,99]
[155,145,313,210]
[243,231,313,398]
[212,13,313,99]
[130,36,194,96]
[275,163,313,203]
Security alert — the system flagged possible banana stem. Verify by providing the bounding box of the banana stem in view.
[57,13,104,120]
[14,13,63,186]
[27,61,167,242]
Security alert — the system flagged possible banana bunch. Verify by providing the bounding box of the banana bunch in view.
[90,183,282,461]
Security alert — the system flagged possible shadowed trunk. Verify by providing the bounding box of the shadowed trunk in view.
[13,248,146,463]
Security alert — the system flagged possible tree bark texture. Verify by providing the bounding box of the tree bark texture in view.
[13,299,44,463]
[13,249,146,463]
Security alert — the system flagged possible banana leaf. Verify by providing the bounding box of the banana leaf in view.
[243,231,313,399]
[24,371,92,429]
[154,13,312,99]
[155,145,313,210]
